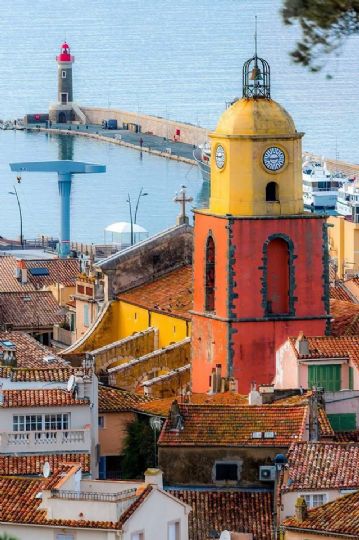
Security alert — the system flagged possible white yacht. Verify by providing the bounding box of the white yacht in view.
[302,159,348,209]
[336,179,359,216]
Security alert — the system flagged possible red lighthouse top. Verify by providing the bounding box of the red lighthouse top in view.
[56,42,74,63]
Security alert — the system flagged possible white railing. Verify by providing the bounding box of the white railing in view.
[0,429,91,453]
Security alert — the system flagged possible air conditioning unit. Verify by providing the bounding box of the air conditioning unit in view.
[259,465,276,482]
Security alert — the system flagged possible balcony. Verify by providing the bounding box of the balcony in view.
[0,428,91,453]
[53,324,76,347]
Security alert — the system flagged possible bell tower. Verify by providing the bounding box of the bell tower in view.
[191,49,330,394]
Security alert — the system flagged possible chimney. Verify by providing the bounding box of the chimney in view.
[228,378,238,393]
[295,496,308,522]
[295,332,309,356]
[16,259,27,284]
[144,468,163,489]
[169,400,183,431]
[214,364,222,393]
[248,382,262,406]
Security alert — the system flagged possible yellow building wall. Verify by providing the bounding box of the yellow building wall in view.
[328,216,359,278]
[47,283,75,306]
[149,311,189,348]
[284,530,342,540]
[117,302,149,338]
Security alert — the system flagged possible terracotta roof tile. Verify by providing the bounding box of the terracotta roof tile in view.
[0,256,35,292]
[283,489,359,537]
[169,489,272,540]
[118,265,193,320]
[330,299,359,336]
[335,430,359,442]
[0,366,91,382]
[99,385,150,413]
[1,389,88,407]
[329,283,355,303]
[24,258,80,288]
[0,330,66,368]
[0,453,90,475]
[158,404,308,447]
[282,441,359,492]
[0,291,62,329]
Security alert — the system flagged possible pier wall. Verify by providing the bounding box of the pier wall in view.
[80,106,208,146]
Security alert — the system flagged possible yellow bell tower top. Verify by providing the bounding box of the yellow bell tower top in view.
[209,52,304,217]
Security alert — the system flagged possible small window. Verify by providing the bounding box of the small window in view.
[61,70,67,78]
[131,533,144,540]
[60,92,68,104]
[77,284,85,294]
[84,304,90,327]
[215,462,238,481]
[85,287,93,296]
[98,415,105,428]
[56,535,74,540]
[266,181,279,202]
[303,493,327,508]
[168,521,180,540]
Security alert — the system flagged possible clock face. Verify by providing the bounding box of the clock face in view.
[215,145,225,169]
[263,147,285,171]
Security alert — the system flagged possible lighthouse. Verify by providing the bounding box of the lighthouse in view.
[50,42,85,124]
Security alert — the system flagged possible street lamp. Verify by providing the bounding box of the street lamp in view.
[126,187,148,246]
[8,185,23,249]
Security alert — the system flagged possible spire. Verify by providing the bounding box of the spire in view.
[243,17,270,99]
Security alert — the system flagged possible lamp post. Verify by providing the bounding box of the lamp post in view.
[8,185,23,248]
[127,187,148,246]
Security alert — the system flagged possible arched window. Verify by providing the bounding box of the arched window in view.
[266,181,279,202]
[266,238,289,315]
[205,236,215,312]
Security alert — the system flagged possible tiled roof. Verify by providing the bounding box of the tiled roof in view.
[0,331,66,368]
[329,283,354,303]
[283,490,359,537]
[169,489,272,540]
[158,404,308,447]
[1,389,88,407]
[282,442,359,492]
[0,465,152,530]
[118,265,193,320]
[0,453,90,475]
[24,258,80,288]
[289,335,359,370]
[0,291,62,329]
[0,366,90,382]
[318,408,335,438]
[99,385,150,413]
[330,299,359,336]
[335,430,359,442]
[0,256,79,292]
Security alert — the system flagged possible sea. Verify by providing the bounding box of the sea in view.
[0,0,358,243]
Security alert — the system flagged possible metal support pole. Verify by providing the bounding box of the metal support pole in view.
[58,172,72,257]
[127,194,134,246]
[13,186,23,249]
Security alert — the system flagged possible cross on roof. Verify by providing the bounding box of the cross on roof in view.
[173,185,193,226]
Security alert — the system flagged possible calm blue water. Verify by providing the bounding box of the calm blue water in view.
[0,0,358,242]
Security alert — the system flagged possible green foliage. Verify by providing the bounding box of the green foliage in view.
[0,534,19,540]
[121,418,156,479]
[282,0,359,70]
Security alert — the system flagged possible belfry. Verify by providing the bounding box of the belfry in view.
[191,49,330,393]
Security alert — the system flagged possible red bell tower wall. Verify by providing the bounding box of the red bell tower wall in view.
[191,211,330,393]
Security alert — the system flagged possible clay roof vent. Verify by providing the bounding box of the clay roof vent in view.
[248,382,262,406]
[169,400,184,431]
[295,496,308,522]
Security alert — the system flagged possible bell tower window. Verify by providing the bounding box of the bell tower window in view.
[266,181,278,202]
[262,234,296,317]
[205,236,215,312]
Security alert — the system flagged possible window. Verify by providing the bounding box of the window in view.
[328,413,356,432]
[85,287,93,296]
[308,365,341,392]
[98,415,105,428]
[266,181,279,202]
[60,92,68,104]
[168,521,180,540]
[266,238,290,315]
[205,235,215,312]
[13,415,42,432]
[303,493,327,508]
[56,534,74,540]
[84,304,90,327]
[215,462,239,481]
[61,70,67,78]
[44,413,69,431]
[77,284,84,294]
[131,533,144,540]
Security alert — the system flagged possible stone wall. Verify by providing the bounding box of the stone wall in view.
[158,445,287,486]
[98,224,193,299]
[80,106,209,146]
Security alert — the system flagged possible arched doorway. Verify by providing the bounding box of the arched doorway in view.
[58,112,66,123]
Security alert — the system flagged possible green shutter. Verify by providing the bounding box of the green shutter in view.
[308,365,341,392]
[349,367,354,390]
[328,413,356,432]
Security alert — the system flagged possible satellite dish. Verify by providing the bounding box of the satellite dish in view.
[42,461,51,478]
[67,374,76,393]
[219,532,231,540]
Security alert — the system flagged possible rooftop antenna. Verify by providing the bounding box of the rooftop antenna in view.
[254,15,258,58]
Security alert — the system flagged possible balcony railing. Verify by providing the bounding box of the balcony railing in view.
[0,428,91,453]
[51,487,137,502]
[53,325,76,346]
